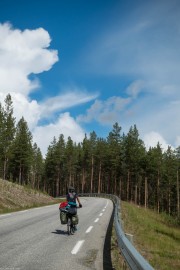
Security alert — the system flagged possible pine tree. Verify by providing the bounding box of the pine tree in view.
[107,123,122,195]
[44,137,57,195]
[0,103,5,177]
[147,143,163,213]
[163,147,177,214]
[123,125,146,203]
[9,117,33,185]
[95,137,108,193]
[89,131,97,193]
[81,134,90,193]
[54,134,66,196]
[175,146,180,218]
[31,143,44,190]
[1,94,16,180]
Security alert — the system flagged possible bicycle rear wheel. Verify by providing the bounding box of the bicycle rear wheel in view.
[70,224,75,234]
[67,218,71,235]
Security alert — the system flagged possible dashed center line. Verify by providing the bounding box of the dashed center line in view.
[71,240,85,254]
[71,199,109,256]
[86,226,93,233]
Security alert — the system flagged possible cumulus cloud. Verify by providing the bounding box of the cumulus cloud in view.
[143,131,170,151]
[33,112,85,157]
[0,23,96,156]
[0,22,58,95]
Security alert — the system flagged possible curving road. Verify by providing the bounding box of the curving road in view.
[0,197,113,270]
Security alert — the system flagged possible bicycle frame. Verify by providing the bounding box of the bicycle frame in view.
[67,213,76,235]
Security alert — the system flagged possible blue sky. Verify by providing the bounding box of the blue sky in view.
[0,0,180,156]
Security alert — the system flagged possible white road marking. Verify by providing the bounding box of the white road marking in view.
[19,210,28,213]
[86,226,93,233]
[105,200,109,208]
[94,218,99,223]
[102,208,106,212]
[71,240,85,254]
[99,213,103,216]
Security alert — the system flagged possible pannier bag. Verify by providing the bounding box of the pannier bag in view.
[60,209,67,224]
[72,215,79,225]
[59,201,68,209]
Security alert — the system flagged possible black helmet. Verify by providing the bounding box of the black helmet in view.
[68,186,75,192]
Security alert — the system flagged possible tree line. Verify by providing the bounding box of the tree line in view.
[0,94,179,219]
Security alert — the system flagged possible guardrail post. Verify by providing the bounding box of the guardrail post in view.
[125,233,134,244]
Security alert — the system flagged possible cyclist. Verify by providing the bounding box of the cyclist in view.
[66,186,82,208]
[66,186,82,232]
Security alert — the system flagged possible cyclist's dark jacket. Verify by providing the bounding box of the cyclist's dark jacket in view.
[66,192,77,206]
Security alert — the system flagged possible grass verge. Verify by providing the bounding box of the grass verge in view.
[115,201,180,270]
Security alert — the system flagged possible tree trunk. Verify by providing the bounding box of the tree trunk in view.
[90,155,94,193]
[145,177,148,208]
[135,185,137,204]
[3,157,7,180]
[56,170,60,197]
[114,175,117,195]
[157,169,160,213]
[168,179,171,215]
[19,165,22,185]
[82,168,85,193]
[98,161,101,194]
[177,170,179,218]
[127,170,130,201]
[119,177,122,198]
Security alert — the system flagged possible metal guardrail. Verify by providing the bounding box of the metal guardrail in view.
[79,193,154,270]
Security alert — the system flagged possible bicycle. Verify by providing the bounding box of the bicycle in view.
[66,204,82,235]
[67,212,77,235]
[59,202,82,235]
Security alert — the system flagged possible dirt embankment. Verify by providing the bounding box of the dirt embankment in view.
[0,178,57,214]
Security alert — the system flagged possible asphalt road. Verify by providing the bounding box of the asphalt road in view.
[0,197,113,270]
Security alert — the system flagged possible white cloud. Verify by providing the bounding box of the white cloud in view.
[78,1,180,149]
[175,136,180,148]
[0,22,58,95]
[40,89,99,119]
[143,131,170,151]
[126,80,145,98]
[77,80,145,125]
[0,23,93,157]
[77,96,131,125]
[33,112,85,157]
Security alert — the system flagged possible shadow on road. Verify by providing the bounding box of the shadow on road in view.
[103,202,115,270]
[51,229,67,235]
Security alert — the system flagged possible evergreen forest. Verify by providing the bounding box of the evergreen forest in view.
[0,94,179,220]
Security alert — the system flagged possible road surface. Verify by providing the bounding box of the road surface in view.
[0,197,113,270]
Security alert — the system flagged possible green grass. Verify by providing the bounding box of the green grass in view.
[120,201,180,270]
